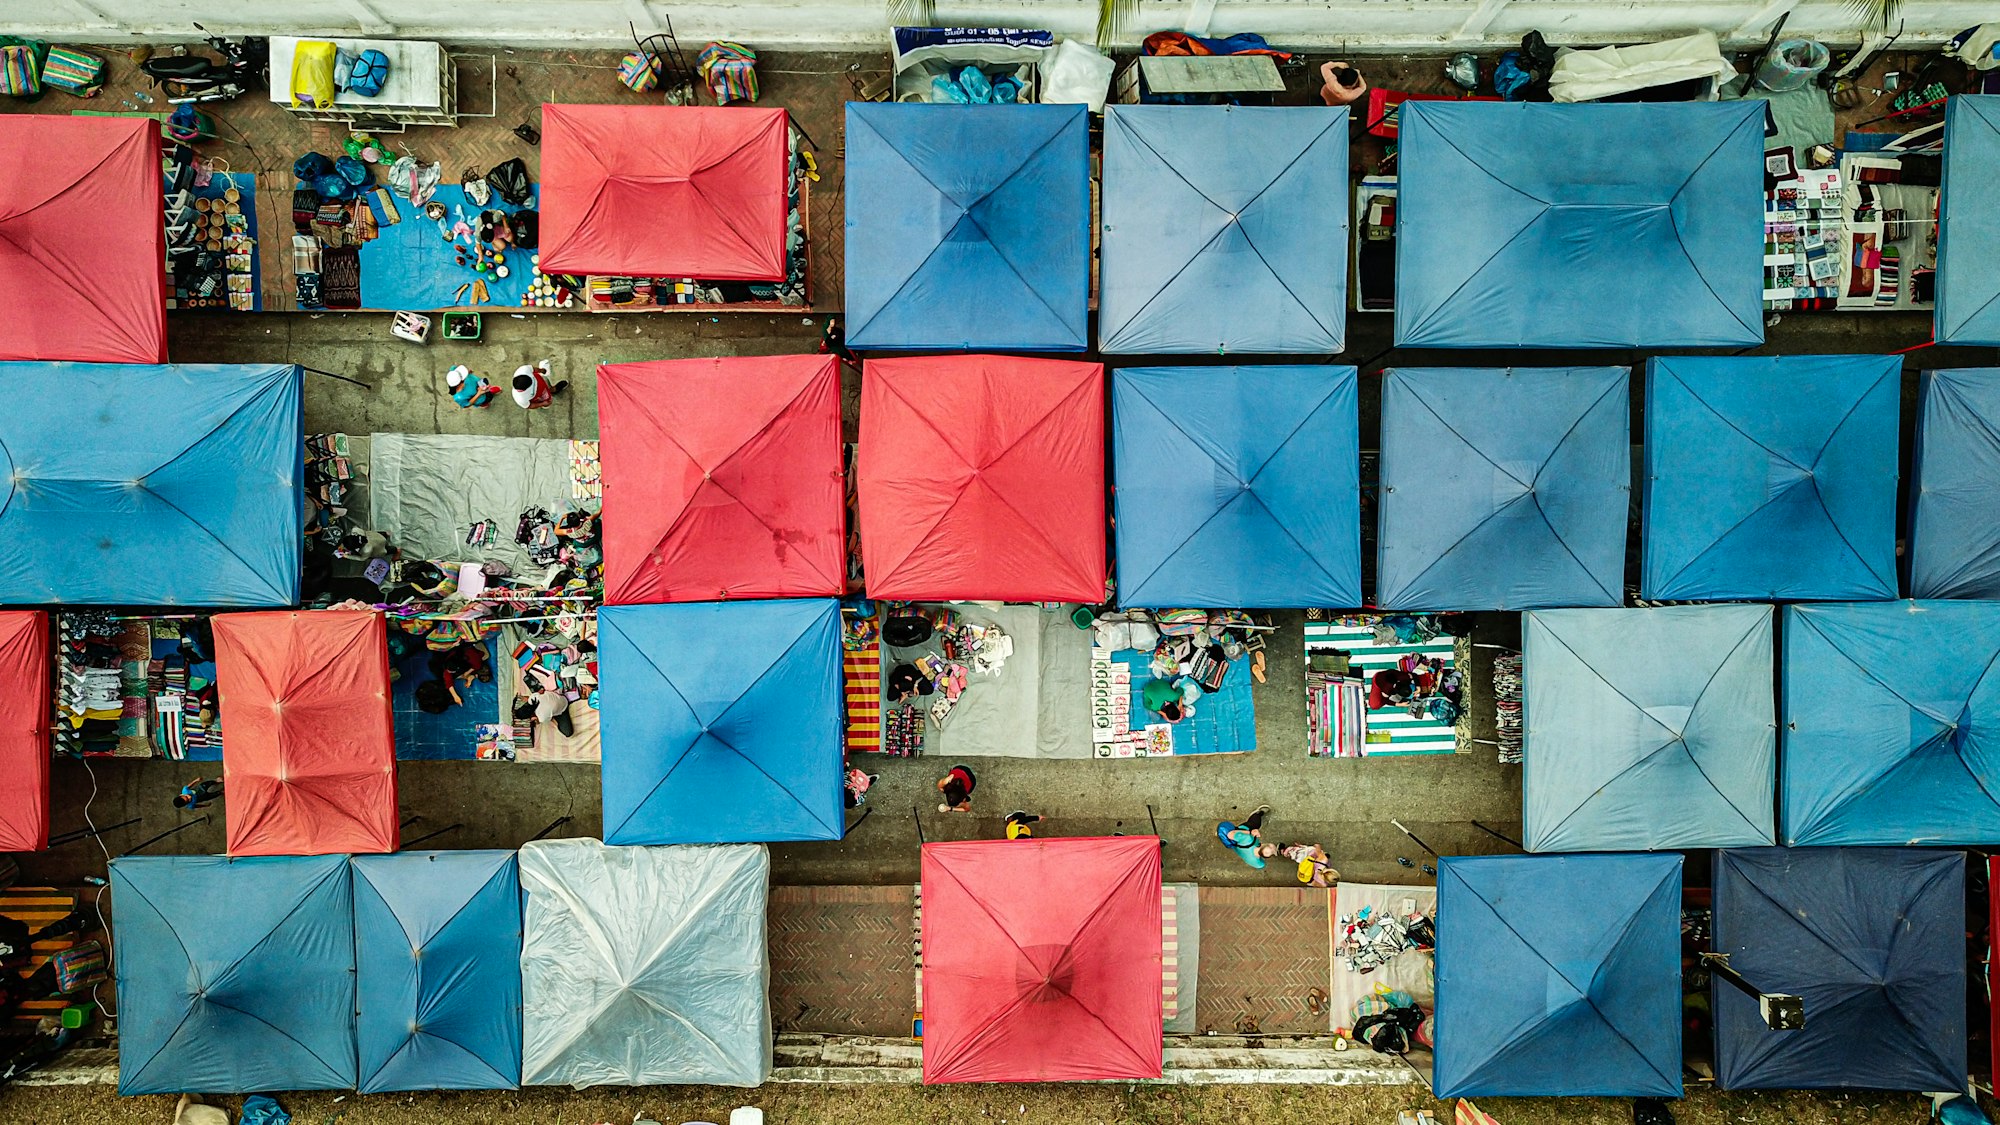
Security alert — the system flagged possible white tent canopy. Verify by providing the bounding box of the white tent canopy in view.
[518,838,772,1087]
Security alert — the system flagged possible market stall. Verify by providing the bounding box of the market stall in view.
[1642,355,1899,602]
[213,611,398,856]
[844,103,1089,350]
[542,104,791,281]
[0,362,301,606]
[1304,614,1464,757]
[1713,847,1965,1090]
[1781,600,2000,845]
[1098,106,1346,353]
[1908,369,2000,599]
[921,836,1162,1083]
[1523,605,1775,852]
[1434,853,1682,1098]
[874,603,1091,760]
[1394,102,1763,348]
[1377,367,1628,611]
[353,850,522,1092]
[1935,95,1997,344]
[0,116,166,364]
[598,599,842,844]
[859,355,1105,602]
[0,612,47,851]
[519,838,771,1087]
[1091,611,1260,757]
[1113,366,1357,609]
[112,854,356,1094]
[599,355,843,604]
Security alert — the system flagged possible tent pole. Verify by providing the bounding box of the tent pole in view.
[1389,818,1439,858]
[49,817,140,846]
[529,814,572,842]
[301,365,372,390]
[1470,820,1521,849]
[124,816,207,855]
[1145,803,1160,840]
[403,822,464,849]
[842,807,872,839]
[912,805,925,845]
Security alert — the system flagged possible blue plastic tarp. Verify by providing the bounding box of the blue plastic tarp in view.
[1434,853,1682,1098]
[1643,355,1899,602]
[845,104,1089,350]
[1937,96,2000,345]
[353,851,523,1092]
[1112,366,1358,608]
[1714,847,1966,1090]
[112,854,354,1094]
[1394,101,1764,348]
[1098,106,1347,353]
[1909,369,2000,598]
[0,362,301,606]
[1781,600,2000,845]
[1377,367,1629,611]
[600,598,843,844]
[1524,605,1775,852]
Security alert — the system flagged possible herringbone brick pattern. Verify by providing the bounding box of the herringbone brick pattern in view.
[769,884,915,1037]
[1195,886,1333,1035]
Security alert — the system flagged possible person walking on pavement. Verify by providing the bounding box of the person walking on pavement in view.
[936,764,976,813]
[1216,805,1270,868]
[510,360,569,410]
[173,777,224,810]
[1004,811,1044,839]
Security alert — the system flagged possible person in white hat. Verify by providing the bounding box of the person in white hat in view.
[510,359,569,410]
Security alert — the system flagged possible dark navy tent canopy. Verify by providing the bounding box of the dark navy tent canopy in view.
[1643,355,1899,602]
[1098,106,1346,354]
[1112,366,1358,608]
[1394,101,1764,349]
[354,851,523,1092]
[600,598,842,844]
[1714,847,1966,1090]
[1376,367,1628,611]
[1524,605,1775,852]
[112,854,354,1094]
[1434,853,1682,1098]
[844,104,1089,351]
[1938,96,2000,345]
[0,362,301,606]
[1781,600,2000,845]
[1909,369,2000,598]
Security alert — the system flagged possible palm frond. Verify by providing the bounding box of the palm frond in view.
[1096,0,1137,50]
[886,0,935,29]
[1838,0,1903,35]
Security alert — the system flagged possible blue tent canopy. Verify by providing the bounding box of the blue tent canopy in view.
[1937,96,2000,345]
[353,851,523,1092]
[1098,106,1346,354]
[1524,605,1775,852]
[844,104,1088,351]
[1909,369,2000,598]
[1435,853,1682,1098]
[112,854,354,1094]
[0,362,301,606]
[1394,101,1764,348]
[600,598,843,844]
[1376,367,1629,611]
[1781,600,2000,845]
[1112,366,1358,608]
[1714,847,1965,1090]
[1643,355,1899,602]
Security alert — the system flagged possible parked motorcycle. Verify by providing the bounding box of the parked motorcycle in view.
[140,25,268,103]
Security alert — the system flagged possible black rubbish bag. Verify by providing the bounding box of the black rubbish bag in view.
[486,157,533,206]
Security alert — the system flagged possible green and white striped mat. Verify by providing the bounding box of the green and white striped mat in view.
[1304,620,1463,755]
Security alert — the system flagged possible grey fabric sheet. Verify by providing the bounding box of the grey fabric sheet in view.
[368,433,577,576]
[888,605,1094,760]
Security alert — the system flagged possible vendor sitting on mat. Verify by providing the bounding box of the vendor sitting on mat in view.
[1141,675,1201,723]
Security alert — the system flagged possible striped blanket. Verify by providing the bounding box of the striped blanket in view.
[1303,620,1461,755]
[843,647,881,754]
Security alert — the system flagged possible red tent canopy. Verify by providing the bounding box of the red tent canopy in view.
[540,103,791,281]
[0,613,49,852]
[0,117,165,364]
[920,836,1162,1084]
[215,611,397,856]
[600,354,844,604]
[859,355,1105,602]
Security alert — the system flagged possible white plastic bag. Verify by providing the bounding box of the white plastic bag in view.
[1042,38,1115,112]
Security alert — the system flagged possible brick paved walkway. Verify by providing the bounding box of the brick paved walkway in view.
[769,884,914,1037]
[1194,886,1333,1035]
